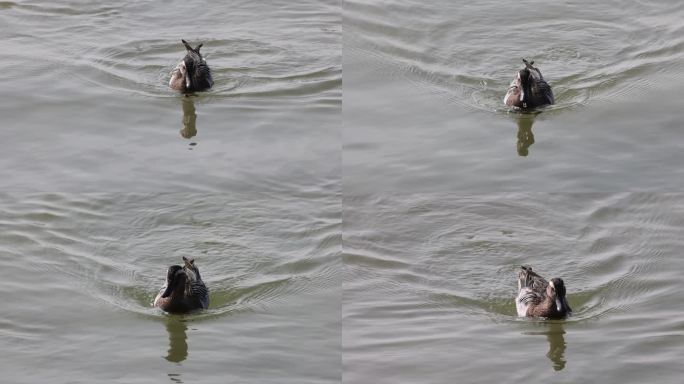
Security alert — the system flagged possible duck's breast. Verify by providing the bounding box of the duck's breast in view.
[169,61,187,91]
[504,77,522,106]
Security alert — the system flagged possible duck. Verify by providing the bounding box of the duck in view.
[154,256,209,313]
[504,59,554,109]
[169,39,214,93]
[516,266,571,319]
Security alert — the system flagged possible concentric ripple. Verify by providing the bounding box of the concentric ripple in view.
[345,0,684,113]
[0,193,340,318]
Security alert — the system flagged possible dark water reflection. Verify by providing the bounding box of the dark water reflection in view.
[164,317,189,363]
[545,322,567,371]
[512,113,537,157]
[522,321,567,371]
[180,97,198,140]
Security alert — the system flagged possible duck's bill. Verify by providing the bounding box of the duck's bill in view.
[556,297,570,313]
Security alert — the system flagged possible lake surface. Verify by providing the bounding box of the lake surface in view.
[0,0,341,383]
[0,0,340,192]
[3,0,684,383]
[343,193,684,383]
[0,193,340,383]
[344,0,684,192]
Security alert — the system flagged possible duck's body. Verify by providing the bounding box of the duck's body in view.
[169,39,213,93]
[504,59,554,109]
[154,257,209,313]
[516,266,571,319]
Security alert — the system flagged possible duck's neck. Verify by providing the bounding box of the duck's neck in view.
[169,281,189,298]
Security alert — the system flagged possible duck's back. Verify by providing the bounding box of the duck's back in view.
[192,61,213,91]
[528,68,554,106]
[189,278,209,309]
[516,266,548,316]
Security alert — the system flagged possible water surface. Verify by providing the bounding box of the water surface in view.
[344,0,684,191]
[0,0,340,192]
[0,193,340,383]
[343,193,684,383]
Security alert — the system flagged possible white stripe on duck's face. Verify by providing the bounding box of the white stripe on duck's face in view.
[547,279,556,298]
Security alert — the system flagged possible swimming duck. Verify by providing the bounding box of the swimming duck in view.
[516,266,571,319]
[169,39,214,93]
[504,59,554,109]
[154,256,209,313]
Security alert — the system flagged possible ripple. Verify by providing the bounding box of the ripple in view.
[343,193,684,334]
[50,35,342,103]
[0,193,339,320]
[346,0,684,114]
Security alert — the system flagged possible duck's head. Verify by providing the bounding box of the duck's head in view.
[547,278,571,314]
[160,265,187,298]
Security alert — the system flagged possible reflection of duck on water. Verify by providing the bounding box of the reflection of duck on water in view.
[545,322,567,371]
[504,59,554,109]
[516,114,535,156]
[180,97,197,139]
[523,321,568,371]
[169,39,214,93]
[164,317,188,363]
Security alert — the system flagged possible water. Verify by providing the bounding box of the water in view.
[0,193,340,383]
[0,0,340,192]
[3,0,684,382]
[343,193,684,383]
[344,0,684,192]
[1,0,341,382]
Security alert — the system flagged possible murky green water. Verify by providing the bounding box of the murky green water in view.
[0,194,340,383]
[344,0,684,192]
[1,0,341,383]
[343,194,684,383]
[3,0,684,383]
[0,0,340,192]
